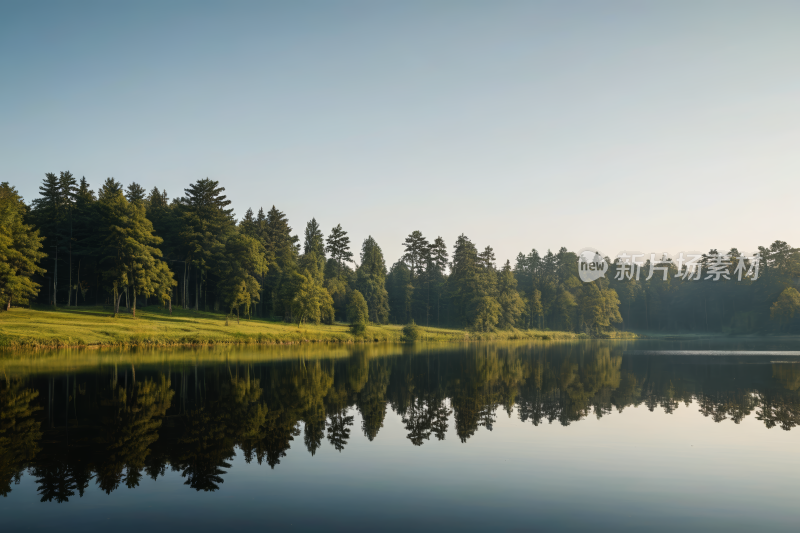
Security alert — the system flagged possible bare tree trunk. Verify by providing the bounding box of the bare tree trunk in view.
[6,297,11,311]
[54,245,58,306]
[76,260,81,306]
[114,288,124,316]
[68,208,73,307]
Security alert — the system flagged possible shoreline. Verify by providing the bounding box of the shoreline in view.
[0,305,635,351]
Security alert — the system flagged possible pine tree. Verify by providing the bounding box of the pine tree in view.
[497,260,525,329]
[98,178,123,201]
[125,182,146,203]
[30,173,62,305]
[325,224,353,278]
[303,218,326,259]
[356,236,389,324]
[181,178,236,310]
[403,231,429,277]
[59,172,78,306]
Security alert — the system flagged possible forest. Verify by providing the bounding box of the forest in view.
[1,172,798,334]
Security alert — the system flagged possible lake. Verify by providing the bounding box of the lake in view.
[2,338,800,531]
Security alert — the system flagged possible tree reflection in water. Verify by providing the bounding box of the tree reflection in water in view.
[3,342,800,499]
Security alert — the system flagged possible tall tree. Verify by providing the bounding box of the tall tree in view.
[217,233,264,321]
[403,231,429,276]
[356,236,390,324]
[59,172,78,306]
[0,183,46,309]
[325,224,353,278]
[303,218,326,259]
[264,206,299,318]
[99,190,174,317]
[181,178,235,310]
[30,173,62,305]
[125,182,147,203]
[497,260,525,329]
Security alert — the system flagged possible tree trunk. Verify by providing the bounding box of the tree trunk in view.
[68,207,73,307]
[76,260,81,306]
[115,289,124,316]
[6,297,11,311]
[54,245,58,306]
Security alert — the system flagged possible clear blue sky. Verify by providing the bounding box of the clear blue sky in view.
[2,1,798,265]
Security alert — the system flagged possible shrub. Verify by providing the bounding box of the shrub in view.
[402,320,421,342]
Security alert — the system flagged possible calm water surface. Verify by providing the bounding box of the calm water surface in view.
[2,338,800,532]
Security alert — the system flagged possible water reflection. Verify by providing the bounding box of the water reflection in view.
[3,341,800,501]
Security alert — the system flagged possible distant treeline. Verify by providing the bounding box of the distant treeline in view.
[0,172,798,333]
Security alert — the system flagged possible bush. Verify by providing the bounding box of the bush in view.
[402,320,421,343]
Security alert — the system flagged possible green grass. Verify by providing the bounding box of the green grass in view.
[0,305,633,350]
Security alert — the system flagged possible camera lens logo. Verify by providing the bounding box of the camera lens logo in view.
[578,248,608,282]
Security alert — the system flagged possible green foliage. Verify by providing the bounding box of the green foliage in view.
[218,233,264,319]
[470,296,501,332]
[98,190,173,317]
[11,172,798,336]
[0,183,46,309]
[401,320,421,342]
[325,224,353,277]
[771,287,800,323]
[497,261,525,329]
[303,218,326,259]
[291,268,335,325]
[356,237,390,324]
[347,290,369,335]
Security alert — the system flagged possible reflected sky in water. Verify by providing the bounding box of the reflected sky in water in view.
[2,339,800,532]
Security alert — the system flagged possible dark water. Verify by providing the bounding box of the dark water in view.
[3,338,800,532]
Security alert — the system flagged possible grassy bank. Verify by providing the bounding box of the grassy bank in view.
[0,305,634,350]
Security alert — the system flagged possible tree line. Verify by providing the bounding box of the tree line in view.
[0,172,798,333]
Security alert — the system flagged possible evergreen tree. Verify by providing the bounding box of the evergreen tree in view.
[403,231,429,276]
[125,182,147,203]
[386,261,413,324]
[303,218,326,259]
[58,172,78,306]
[356,236,390,324]
[181,178,236,311]
[98,178,123,201]
[325,224,353,278]
[264,206,299,318]
[497,261,525,329]
[30,173,63,305]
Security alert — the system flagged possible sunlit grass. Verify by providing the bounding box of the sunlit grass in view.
[0,305,630,350]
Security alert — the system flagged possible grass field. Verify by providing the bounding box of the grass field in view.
[0,305,623,350]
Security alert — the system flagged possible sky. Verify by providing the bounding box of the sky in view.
[2,1,798,266]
